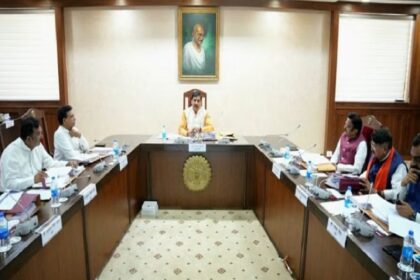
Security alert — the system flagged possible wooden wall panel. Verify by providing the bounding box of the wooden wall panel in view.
[304,211,374,280]
[264,170,305,279]
[149,150,247,209]
[325,12,420,158]
[325,108,420,157]
[10,210,87,280]
[84,168,130,279]
[253,149,266,224]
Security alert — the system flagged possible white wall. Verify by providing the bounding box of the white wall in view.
[65,7,330,150]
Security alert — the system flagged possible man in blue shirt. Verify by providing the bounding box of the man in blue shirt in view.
[397,134,420,222]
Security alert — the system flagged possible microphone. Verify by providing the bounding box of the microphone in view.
[359,179,373,210]
[14,216,38,236]
[308,185,331,200]
[60,185,78,198]
[279,124,302,137]
[345,215,375,238]
[75,175,91,181]
[93,161,106,173]
[295,143,317,160]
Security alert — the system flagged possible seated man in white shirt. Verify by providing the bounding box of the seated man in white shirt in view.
[54,105,89,161]
[0,117,76,192]
[330,112,367,174]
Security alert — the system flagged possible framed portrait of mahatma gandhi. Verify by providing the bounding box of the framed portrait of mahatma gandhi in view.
[178,7,219,81]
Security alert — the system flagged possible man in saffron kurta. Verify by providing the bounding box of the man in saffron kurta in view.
[331,112,367,174]
[397,134,420,222]
[178,90,214,137]
[360,128,407,200]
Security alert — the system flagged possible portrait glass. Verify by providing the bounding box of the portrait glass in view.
[178,7,219,81]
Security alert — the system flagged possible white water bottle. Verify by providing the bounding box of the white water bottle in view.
[305,160,313,186]
[0,212,10,253]
[398,230,415,273]
[161,125,167,141]
[50,176,61,208]
[284,145,290,160]
[344,186,353,217]
[112,140,120,160]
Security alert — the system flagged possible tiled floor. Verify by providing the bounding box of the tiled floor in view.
[99,210,293,280]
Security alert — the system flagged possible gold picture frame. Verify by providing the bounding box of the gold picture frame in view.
[178,7,219,81]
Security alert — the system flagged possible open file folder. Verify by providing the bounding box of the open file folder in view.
[0,192,40,215]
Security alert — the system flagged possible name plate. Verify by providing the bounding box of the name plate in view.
[272,162,282,179]
[327,217,347,248]
[189,143,206,153]
[295,184,311,207]
[36,215,62,247]
[5,120,14,129]
[79,183,97,206]
[119,155,128,171]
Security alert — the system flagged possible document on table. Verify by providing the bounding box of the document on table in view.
[389,214,420,247]
[33,166,73,189]
[27,189,51,200]
[90,147,113,154]
[0,192,23,210]
[352,194,398,224]
[73,152,100,163]
[320,200,358,216]
[300,152,330,165]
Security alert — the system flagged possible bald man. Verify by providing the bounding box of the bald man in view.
[183,23,206,74]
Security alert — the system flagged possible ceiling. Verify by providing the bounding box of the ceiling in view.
[301,0,420,4]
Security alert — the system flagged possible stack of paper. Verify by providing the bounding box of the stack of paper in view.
[320,200,358,216]
[0,192,23,211]
[300,152,330,166]
[389,214,420,247]
[73,152,100,163]
[90,147,113,154]
[33,166,73,189]
[352,194,398,224]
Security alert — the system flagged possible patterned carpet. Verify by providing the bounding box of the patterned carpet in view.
[99,210,293,280]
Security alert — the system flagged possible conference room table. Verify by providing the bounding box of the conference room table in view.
[0,134,403,279]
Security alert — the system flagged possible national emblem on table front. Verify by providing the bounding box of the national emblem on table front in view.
[183,155,212,192]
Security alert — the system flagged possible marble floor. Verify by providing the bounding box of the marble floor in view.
[99,210,293,280]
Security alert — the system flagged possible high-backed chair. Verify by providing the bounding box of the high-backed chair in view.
[183,89,207,110]
[361,115,383,171]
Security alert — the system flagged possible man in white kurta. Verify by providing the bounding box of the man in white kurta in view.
[183,24,206,74]
[54,105,89,161]
[178,90,214,137]
[0,117,70,192]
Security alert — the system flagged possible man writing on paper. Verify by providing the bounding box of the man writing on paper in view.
[178,90,214,137]
[397,134,420,222]
[54,105,89,161]
[330,112,367,174]
[0,117,76,192]
[360,128,407,200]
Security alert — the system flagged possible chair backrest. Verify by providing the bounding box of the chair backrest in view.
[0,113,22,155]
[21,108,51,154]
[361,115,383,172]
[183,89,207,110]
[0,108,52,156]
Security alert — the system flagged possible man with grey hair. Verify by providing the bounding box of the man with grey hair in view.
[183,23,206,74]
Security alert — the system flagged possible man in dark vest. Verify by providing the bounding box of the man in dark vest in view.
[330,112,367,174]
[360,128,407,200]
[397,134,420,222]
